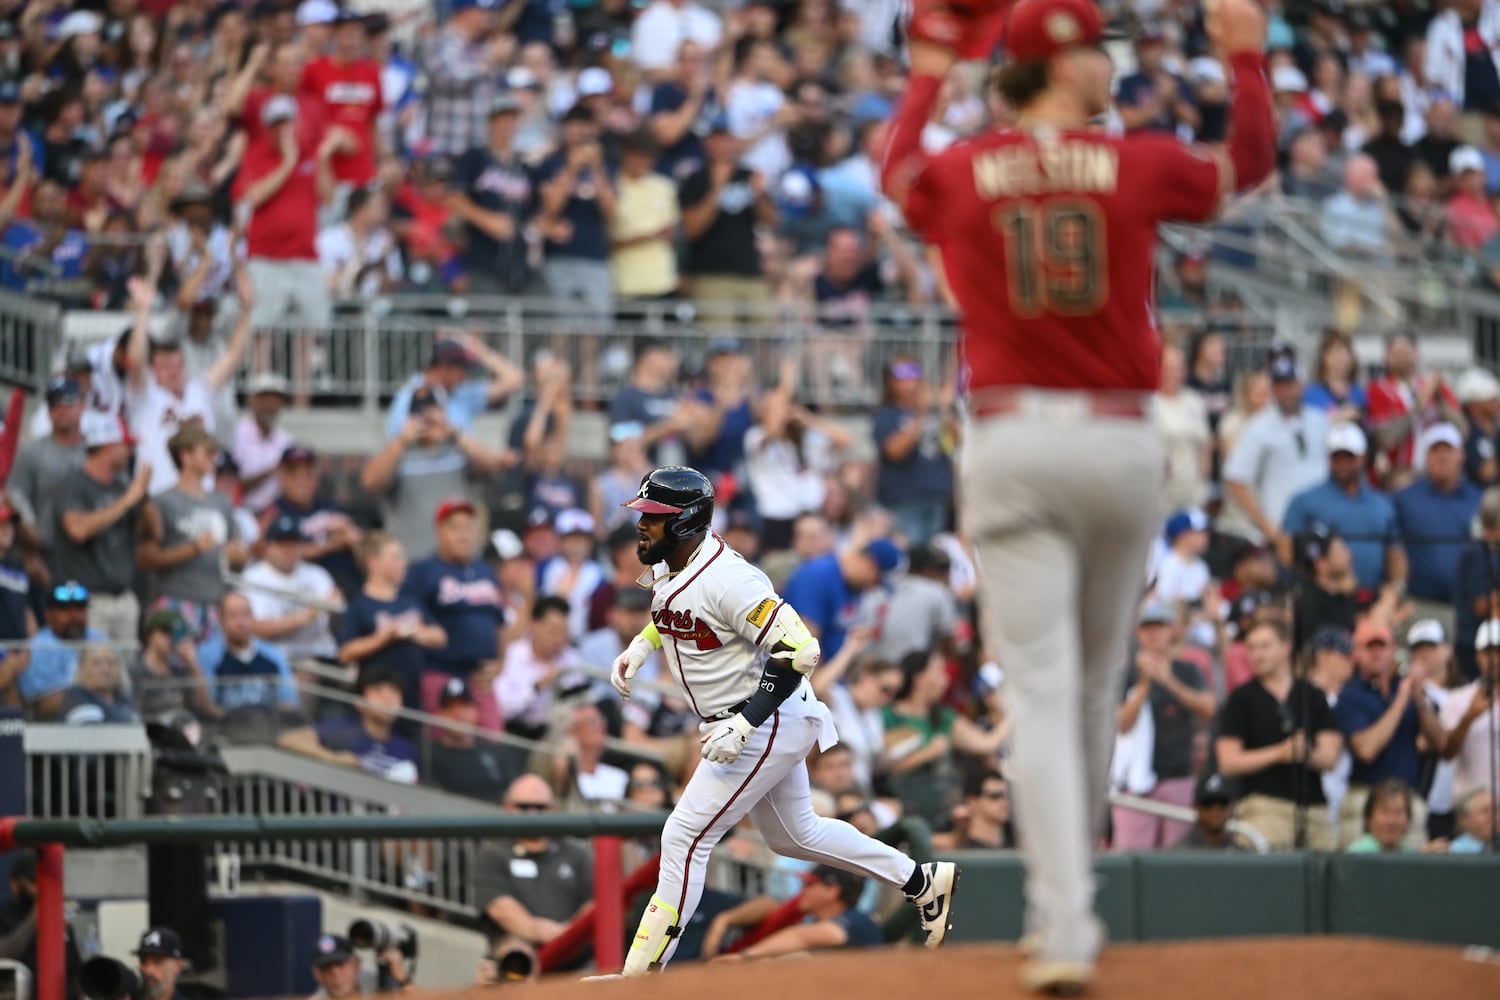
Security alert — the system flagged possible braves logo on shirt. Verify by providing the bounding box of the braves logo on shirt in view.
[652,608,723,651]
[437,576,501,606]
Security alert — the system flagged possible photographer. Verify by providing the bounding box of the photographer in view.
[309,933,408,1000]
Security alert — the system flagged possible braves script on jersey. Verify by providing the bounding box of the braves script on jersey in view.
[904,129,1225,391]
[644,534,798,719]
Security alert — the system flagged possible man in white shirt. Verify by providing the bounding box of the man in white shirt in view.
[630,0,722,76]
[232,373,294,514]
[1221,345,1330,546]
[242,513,342,663]
[494,595,586,744]
[1440,619,1500,804]
[123,273,254,496]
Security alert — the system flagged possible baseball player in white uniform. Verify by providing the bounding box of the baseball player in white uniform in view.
[609,467,959,975]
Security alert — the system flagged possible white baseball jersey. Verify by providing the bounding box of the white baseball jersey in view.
[645,533,795,720]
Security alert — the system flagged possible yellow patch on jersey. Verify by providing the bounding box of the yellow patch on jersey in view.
[746,598,778,630]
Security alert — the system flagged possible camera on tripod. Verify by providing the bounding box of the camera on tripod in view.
[79,957,143,1000]
[477,936,538,987]
[347,920,418,961]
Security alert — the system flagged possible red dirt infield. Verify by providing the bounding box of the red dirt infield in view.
[447,937,1500,1000]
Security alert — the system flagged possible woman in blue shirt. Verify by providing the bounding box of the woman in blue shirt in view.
[1302,329,1368,422]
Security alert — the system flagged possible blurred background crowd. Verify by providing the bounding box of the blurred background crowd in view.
[0,0,1499,994]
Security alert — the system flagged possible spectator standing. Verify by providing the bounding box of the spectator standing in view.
[242,513,341,665]
[646,41,715,183]
[427,676,513,803]
[538,510,605,640]
[197,591,300,716]
[1439,619,1500,803]
[1335,620,1447,848]
[231,373,294,515]
[630,0,723,77]
[1280,423,1404,594]
[262,445,363,597]
[1423,0,1500,120]
[1215,620,1344,851]
[1394,424,1483,632]
[131,608,220,724]
[1362,100,1417,196]
[8,377,86,565]
[278,666,418,784]
[1448,145,1500,250]
[1453,489,1500,681]
[300,11,384,214]
[536,106,616,312]
[1292,528,1360,656]
[125,271,254,498]
[680,118,777,320]
[58,644,140,725]
[1457,368,1500,486]
[1112,602,1218,850]
[494,596,586,748]
[474,775,593,949]
[449,96,534,296]
[54,412,151,645]
[400,498,507,727]
[863,543,960,664]
[1154,342,1211,511]
[611,129,680,302]
[316,188,403,298]
[607,339,686,465]
[0,500,33,704]
[873,358,955,546]
[386,334,522,438]
[364,384,515,558]
[338,531,447,717]
[742,376,848,550]
[137,425,249,640]
[1115,28,1200,135]
[781,538,899,659]
[20,583,106,719]
[1221,346,1331,546]
[1302,329,1367,420]
[421,0,507,157]
[1365,332,1464,481]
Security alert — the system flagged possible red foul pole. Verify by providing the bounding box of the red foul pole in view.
[37,843,64,1000]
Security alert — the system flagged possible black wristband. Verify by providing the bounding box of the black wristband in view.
[741,657,803,728]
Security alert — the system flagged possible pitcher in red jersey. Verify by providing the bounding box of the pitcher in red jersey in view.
[882,0,1275,993]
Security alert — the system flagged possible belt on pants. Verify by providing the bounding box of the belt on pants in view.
[969,388,1151,420]
[703,697,752,723]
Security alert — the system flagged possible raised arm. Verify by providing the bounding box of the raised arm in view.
[204,263,256,390]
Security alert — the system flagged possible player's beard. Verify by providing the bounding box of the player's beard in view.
[638,533,676,566]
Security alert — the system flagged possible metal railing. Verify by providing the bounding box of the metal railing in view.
[23,724,152,822]
[0,287,64,395]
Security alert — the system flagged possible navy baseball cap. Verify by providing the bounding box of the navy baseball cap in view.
[312,934,356,968]
[439,676,474,706]
[1308,626,1353,657]
[46,376,82,405]
[280,444,316,466]
[1195,773,1233,807]
[430,340,474,368]
[265,514,308,543]
[136,927,184,959]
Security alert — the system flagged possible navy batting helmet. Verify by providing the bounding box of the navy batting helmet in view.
[623,467,714,542]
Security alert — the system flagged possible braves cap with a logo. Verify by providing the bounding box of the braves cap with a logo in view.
[1005,0,1104,62]
[136,927,184,959]
[312,933,356,968]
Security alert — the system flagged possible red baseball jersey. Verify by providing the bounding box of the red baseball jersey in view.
[905,129,1228,393]
[300,56,384,186]
[234,138,320,261]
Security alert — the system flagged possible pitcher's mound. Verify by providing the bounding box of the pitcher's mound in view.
[499,938,1500,1000]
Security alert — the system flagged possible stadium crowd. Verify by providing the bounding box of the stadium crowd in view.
[0,4,1498,968]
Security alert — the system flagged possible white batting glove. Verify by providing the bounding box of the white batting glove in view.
[699,713,754,765]
[611,634,655,700]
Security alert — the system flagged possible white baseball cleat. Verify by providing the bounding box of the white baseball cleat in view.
[911,861,960,949]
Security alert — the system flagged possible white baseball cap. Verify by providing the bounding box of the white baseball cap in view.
[1451,145,1486,176]
[1419,422,1464,453]
[57,11,101,41]
[1477,619,1500,651]
[81,411,127,449]
[555,508,596,537]
[490,529,524,561]
[1407,619,1446,647]
[1458,368,1500,404]
[297,0,340,26]
[1328,422,1368,457]
[1272,65,1308,94]
[577,67,613,97]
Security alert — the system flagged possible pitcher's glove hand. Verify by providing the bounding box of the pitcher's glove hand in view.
[907,0,1008,57]
[699,713,754,765]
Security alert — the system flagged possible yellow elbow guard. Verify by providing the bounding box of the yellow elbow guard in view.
[766,605,820,674]
[640,622,663,650]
